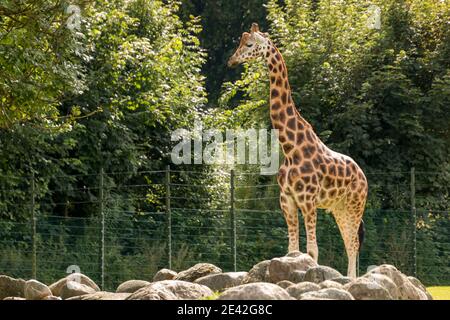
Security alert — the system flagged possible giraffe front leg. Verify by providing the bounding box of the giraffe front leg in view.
[280,193,299,253]
[300,204,318,262]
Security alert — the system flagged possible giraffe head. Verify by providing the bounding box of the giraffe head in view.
[227,23,269,68]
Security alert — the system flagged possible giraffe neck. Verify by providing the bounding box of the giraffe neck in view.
[264,42,312,154]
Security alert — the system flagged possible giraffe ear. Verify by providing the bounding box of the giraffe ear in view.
[250,23,260,33]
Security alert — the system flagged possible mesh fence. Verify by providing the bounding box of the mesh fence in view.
[0,168,448,291]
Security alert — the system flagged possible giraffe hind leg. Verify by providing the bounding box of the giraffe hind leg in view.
[332,207,363,278]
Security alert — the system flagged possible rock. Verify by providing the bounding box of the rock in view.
[363,273,399,299]
[174,263,222,282]
[268,254,317,283]
[285,250,302,258]
[126,280,213,300]
[286,282,320,299]
[300,288,354,300]
[24,279,52,300]
[408,276,433,300]
[218,282,294,300]
[276,280,294,289]
[49,273,100,297]
[304,266,343,284]
[67,292,131,300]
[3,296,25,300]
[289,271,306,283]
[42,295,62,300]
[60,281,96,300]
[366,265,428,300]
[242,260,271,284]
[330,276,352,285]
[153,269,178,282]
[194,272,247,292]
[0,275,26,299]
[116,280,151,293]
[344,278,393,300]
[319,280,343,289]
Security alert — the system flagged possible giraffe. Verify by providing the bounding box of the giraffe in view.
[227,23,368,278]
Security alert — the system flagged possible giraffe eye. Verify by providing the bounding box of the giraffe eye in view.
[246,43,253,48]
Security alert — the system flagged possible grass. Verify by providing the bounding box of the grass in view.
[427,287,450,300]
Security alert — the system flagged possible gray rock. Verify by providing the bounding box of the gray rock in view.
[300,288,354,300]
[363,273,399,299]
[286,282,320,299]
[67,291,131,300]
[304,266,343,284]
[153,269,178,282]
[24,279,52,300]
[174,263,222,282]
[276,280,294,289]
[366,264,428,300]
[344,278,393,300]
[0,275,26,299]
[285,250,303,258]
[194,272,247,292]
[319,280,343,289]
[116,280,151,293]
[42,295,62,300]
[242,260,271,284]
[126,280,213,300]
[3,296,25,300]
[60,281,96,300]
[218,282,294,300]
[289,271,306,283]
[330,276,352,285]
[407,276,433,300]
[268,254,317,283]
[49,273,99,297]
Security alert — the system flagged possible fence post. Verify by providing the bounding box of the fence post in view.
[230,169,236,272]
[31,172,37,279]
[99,168,105,290]
[166,165,172,270]
[410,167,417,277]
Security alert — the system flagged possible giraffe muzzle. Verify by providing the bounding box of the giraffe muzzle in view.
[227,57,238,68]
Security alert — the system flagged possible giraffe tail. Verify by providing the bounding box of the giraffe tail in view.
[358,219,365,252]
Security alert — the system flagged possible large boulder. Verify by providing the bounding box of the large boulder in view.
[330,277,352,285]
[174,263,222,282]
[289,271,306,283]
[366,265,428,300]
[67,291,131,300]
[407,276,433,300]
[319,280,344,290]
[42,295,61,300]
[344,278,393,300]
[268,254,317,283]
[276,280,294,289]
[116,280,151,293]
[24,279,52,300]
[303,266,343,284]
[363,273,399,299]
[0,275,26,299]
[286,282,320,299]
[242,260,271,284]
[300,288,354,300]
[153,269,178,282]
[194,272,247,292]
[218,283,294,300]
[3,296,26,300]
[60,281,96,300]
[49,273,100,297]
[126,280,213,300]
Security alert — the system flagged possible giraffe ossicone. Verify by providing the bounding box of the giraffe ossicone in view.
[228,23,368,278]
